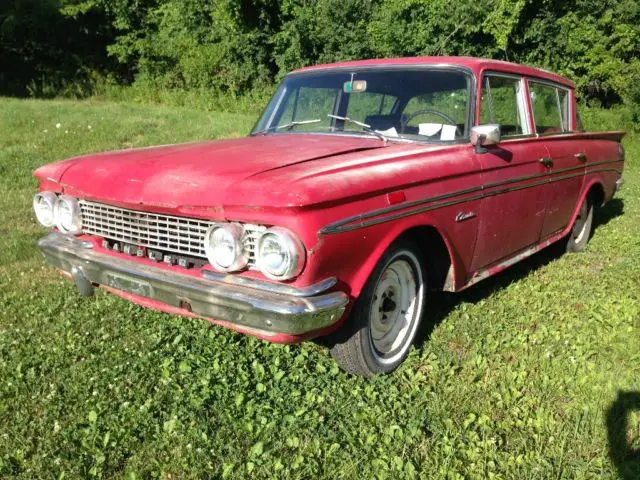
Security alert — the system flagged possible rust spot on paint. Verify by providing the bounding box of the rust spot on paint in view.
[309,237,325,256]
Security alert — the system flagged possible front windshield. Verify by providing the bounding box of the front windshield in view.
[252,68,471,143]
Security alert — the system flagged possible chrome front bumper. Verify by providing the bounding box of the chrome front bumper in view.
[37,233,349,336]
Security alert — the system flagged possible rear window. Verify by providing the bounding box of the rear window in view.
[529,81,571,134]
[576,110,585,132]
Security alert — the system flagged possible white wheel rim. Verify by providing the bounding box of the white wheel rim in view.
[368,252,424,365]
[574,202,589,244]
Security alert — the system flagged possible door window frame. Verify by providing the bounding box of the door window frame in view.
[526,78,573,136]
[478,71,533,139]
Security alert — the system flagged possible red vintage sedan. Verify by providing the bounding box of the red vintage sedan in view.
[33,57,625,376]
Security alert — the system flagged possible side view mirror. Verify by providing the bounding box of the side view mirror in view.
[470,124,501,153]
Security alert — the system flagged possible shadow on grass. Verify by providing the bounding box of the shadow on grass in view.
[607,391,640,480]
[594,198,625,230]
[415,198,625,347]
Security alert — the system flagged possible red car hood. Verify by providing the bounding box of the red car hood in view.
[36,134,385,209]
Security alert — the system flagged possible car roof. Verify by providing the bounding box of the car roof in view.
[291,56,574,89]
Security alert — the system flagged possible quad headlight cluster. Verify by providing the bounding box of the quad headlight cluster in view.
[34,191,305,280]
[204,224,305,280]
[204,224,248,272]
[33,192,83,234]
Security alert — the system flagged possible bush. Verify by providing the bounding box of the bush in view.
[1,0,639,127]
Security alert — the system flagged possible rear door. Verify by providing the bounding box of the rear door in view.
[470,73,548,272]
[528,81,584,238]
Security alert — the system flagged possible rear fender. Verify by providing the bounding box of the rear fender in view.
[565,179,606,236]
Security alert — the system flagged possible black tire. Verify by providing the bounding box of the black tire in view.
[566,195,594,253]
[329,239,427,377]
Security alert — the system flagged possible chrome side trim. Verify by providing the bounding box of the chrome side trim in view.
[321,191,486,234]
[586,159,625,168]
[201,271,338,298]
[320,163,623,234]
[38,233,348,336]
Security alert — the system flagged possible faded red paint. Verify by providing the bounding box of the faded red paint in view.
[34,57,625,344]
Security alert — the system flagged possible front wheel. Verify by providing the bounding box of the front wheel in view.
[566,195,594,253]
[329,239,426,377]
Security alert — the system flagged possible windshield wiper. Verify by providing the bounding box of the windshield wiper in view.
[253,119,321,135]
[327,114,391,144]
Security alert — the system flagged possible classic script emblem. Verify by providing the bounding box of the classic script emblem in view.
[455,211,477,222]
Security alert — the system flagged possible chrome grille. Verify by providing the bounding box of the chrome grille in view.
[242,226,264,266]
[79,200,264,267]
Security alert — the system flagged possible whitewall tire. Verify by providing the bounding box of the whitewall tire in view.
[566,195,594,253]
[329,239,426,377]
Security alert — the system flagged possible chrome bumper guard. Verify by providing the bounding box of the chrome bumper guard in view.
[37,233,349,336]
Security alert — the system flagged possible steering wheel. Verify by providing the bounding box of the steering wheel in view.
[400,109,461,137]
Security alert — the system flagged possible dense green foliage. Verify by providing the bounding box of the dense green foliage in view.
[0,98,639,478]
[1,0,639,124]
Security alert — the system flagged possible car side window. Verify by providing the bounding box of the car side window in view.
[576,110,585,132]
[558,88,571,131]
[528,81,570,134]
[480,75,529,137]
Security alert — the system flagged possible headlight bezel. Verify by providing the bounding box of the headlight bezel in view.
[53,195,83,234]
[256,226,305,281]
[33,191,59,227]
[204,223,249,272]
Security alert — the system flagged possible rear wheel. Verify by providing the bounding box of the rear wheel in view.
[330,239,426,377]
[566,195,594,253]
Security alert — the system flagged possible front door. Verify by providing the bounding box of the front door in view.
[470,73,548,272]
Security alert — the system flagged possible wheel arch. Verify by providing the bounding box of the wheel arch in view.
[397,225,456,292]
[586,181,605,207]
[564,179,605,238]
[347,219,460,299]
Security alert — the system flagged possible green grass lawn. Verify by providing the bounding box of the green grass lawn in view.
[0,97,639,479]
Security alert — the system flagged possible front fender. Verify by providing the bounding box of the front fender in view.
[313,205,479,299]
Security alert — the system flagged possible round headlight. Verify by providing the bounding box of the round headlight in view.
[204,223,248,272]
[54,195,82,234]
[256,227,305,280]
[33,192,58,227]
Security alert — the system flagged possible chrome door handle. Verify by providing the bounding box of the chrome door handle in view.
[539,157,553,168]
[575,152,587,162]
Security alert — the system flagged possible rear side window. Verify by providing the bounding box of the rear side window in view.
[480,75,529,137]
[576,110,585,132]
[558,88,571,131]
[528,81,571,134]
